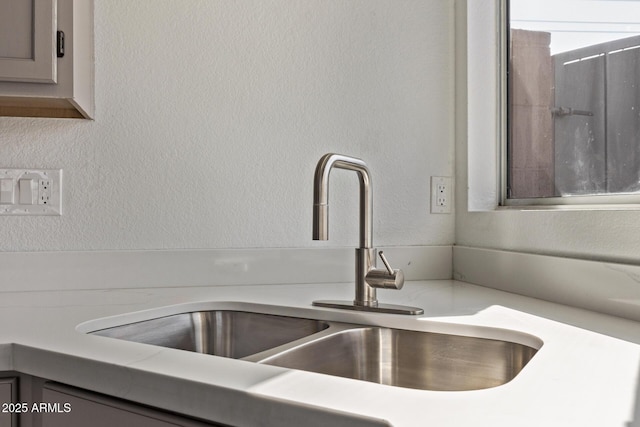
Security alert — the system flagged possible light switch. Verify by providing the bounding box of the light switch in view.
[0,179,14,204]
[19,179,37,205]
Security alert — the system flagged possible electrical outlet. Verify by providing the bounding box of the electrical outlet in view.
[431,176,452,214]
[38,179,52,205]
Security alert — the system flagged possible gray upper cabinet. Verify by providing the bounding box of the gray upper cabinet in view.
[0,0,94,119]
[0,0,57,84]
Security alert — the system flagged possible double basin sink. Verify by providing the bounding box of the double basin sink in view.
[89,309,540,391]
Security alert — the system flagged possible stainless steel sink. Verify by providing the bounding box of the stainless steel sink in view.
[91,311,329,359]
[259,327,538,391]
[89,309,539,391]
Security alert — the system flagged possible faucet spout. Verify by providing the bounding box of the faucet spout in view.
[312,153,372,248]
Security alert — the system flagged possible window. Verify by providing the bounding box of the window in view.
[506,0,640,205]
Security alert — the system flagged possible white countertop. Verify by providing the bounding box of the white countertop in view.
[2,280,640,426]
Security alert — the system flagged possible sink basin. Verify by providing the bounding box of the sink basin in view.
[259,327,538,391]
[88,307,539,391]
[91,311,329,359]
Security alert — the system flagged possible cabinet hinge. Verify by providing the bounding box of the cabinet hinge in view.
[57,31,65,58]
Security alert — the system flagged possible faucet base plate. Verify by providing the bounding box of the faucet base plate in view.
[313,300,424,315]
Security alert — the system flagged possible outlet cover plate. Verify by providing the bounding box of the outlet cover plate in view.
[0,169,62,216]
[431,176,452,214]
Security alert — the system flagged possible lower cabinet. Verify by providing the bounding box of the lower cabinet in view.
[41,383,220,427]
[0,372,225,427]
[0,376,18,427]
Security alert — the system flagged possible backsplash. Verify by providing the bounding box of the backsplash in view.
[0,246,451,292]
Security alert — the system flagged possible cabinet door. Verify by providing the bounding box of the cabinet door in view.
[0,0,57,83]
[0,377,18,427]
[0,0,94,119]
[41,383,223,427]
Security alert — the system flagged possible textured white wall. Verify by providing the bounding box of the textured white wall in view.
[0,1,454,251]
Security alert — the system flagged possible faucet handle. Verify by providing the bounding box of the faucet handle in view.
[378,251,395,275]
[366,251,405,290]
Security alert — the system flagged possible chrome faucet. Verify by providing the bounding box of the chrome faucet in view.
[312,153,423,315]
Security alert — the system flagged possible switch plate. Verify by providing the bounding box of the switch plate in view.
[0,169,62,215]
[431,176,452,214]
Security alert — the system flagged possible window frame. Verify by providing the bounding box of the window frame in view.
[500,0,640,209]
